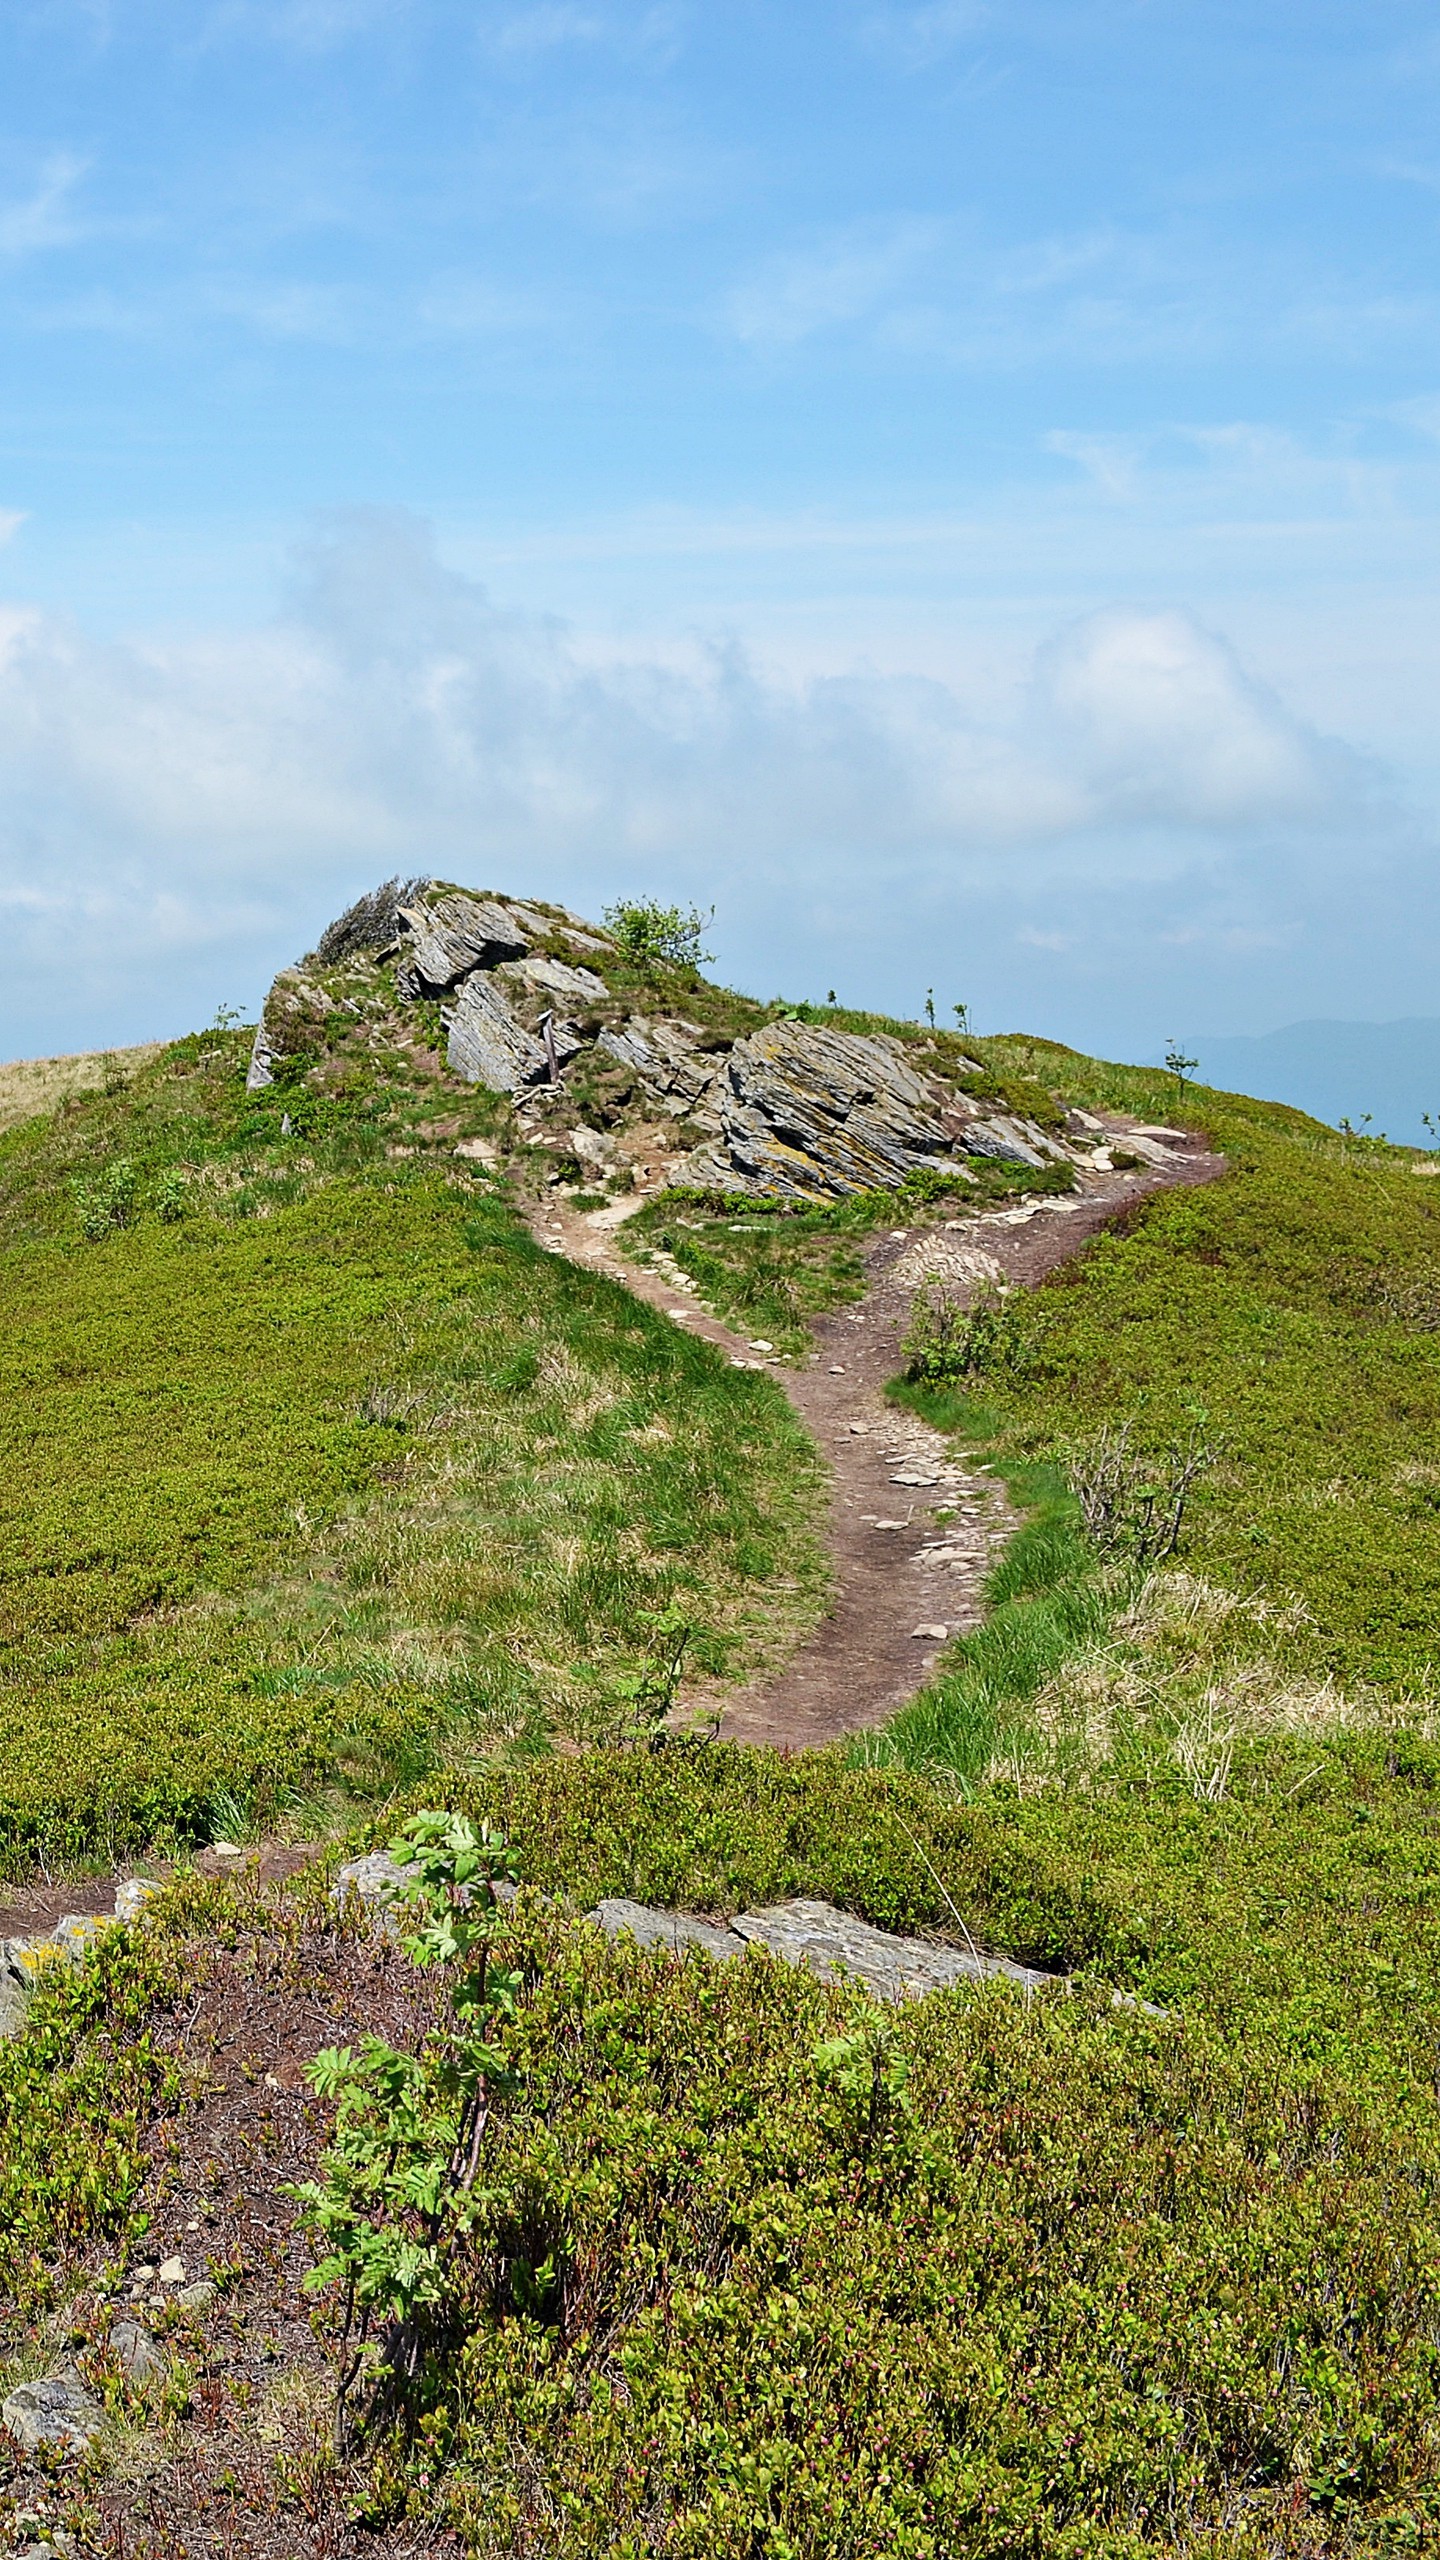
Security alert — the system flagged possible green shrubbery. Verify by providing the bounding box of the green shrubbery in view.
[631,1160,1074,1356]
[902,1039,1440,1692]
[0,1046,826,1870]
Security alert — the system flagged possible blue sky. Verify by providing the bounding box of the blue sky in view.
[5,1,1440,1063]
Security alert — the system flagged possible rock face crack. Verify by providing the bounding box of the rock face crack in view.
[395,894,529,997]
[679,1019,1066,1201]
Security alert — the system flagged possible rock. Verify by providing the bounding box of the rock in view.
[963,1114,1053,1169]
[589,1898,747,1961]
[452,1134,499,1165]
[502,953,609,1006]
[446,974,581,1093]
[48,1915,111,1963]
[114,1877,162,1924]
[728,1899,1055,2001]
[595,1019,715,1116]
[584,1892,1057,2003]
[1104,1130,1189,1167]
[175,2280,217,2313]
[110,2321,166,2385]
[158,2255,185,2284]
[569,1124,615,1171]
[680,1020,1065,1203]
[912,1624,949,1641]
[394,893,529,997]
[0,1949,31,2039]
[332,1850,420,1939]
[245,1023,278,1091]
[2,2367,102,2455]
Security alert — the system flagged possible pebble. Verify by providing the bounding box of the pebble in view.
[110,2321,166,2385]
[912,1623,950,1641]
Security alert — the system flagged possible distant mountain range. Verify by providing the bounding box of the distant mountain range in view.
[1184,1019,1440,1149]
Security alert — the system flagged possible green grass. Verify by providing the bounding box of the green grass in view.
[20,992,1440,2548]
[19,1740,1440,2547]
[0,1042,826,1872]
[626,1158,1076,1356]
[884,1041,1440,1713]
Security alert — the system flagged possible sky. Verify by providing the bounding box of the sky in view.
[5,1,1440,1066]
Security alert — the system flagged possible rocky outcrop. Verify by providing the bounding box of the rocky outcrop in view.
[395,894,529,998]
[679,1019,1065,1203]
[246,878,1104,1201]
[591,1892,1055,1997]
[445,972,584,1094]
[336,1856,1055,2002]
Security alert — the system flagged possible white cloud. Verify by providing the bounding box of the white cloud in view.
[0,513,1396,1049]
[1029,608,1346,827]
[725,220,941,348]
[0,154,88,259]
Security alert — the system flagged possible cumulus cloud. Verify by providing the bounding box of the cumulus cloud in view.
[1029,607,1349,827]
[0,510,1391,1052]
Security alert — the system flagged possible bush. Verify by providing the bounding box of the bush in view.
[1066,1417,1216,1565]
[902,1279,1026,1385]
[73,1155,139,1239]
[601,898,714,972]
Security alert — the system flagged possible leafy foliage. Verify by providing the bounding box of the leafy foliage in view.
[901,1278,1028,1386]
[601,898,714,972]
[296,1812,523,2441]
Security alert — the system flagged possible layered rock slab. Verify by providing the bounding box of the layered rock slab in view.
[680,1019,1063,1202]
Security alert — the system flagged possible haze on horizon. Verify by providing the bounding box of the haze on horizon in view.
[2,1,1440,1083]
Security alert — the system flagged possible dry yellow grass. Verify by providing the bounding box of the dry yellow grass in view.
[0,1042,164,1132]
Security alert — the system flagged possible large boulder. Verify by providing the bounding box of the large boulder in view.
[679,1020,1060,1202]
[446,974,583,1093]
[395,894,529,997]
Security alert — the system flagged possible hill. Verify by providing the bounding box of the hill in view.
[1188,1014,1440,1148]
[5,886,1440,2554]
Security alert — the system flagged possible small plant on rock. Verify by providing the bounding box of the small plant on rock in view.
[602,898,714,973]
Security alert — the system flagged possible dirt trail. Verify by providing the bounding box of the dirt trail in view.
[0,1134,1222,1942]
[533,1135,1225,1749]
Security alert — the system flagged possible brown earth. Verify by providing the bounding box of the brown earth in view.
[0,1908,459,2558]
[532,1128,1225,1749]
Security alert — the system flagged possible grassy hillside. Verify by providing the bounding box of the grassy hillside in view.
[0,1030,825,1872]
[12,1748,1440,2551]
[13,995,1440,2552]
[865,1038,1440,1790]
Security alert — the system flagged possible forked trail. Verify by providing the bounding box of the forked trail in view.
[534,1131,1225,1749]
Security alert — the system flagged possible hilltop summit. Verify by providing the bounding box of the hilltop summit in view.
[247,878,1156,1204]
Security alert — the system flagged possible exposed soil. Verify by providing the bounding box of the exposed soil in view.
[533,1128,1226,1749]
[1,1916,459,2558]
